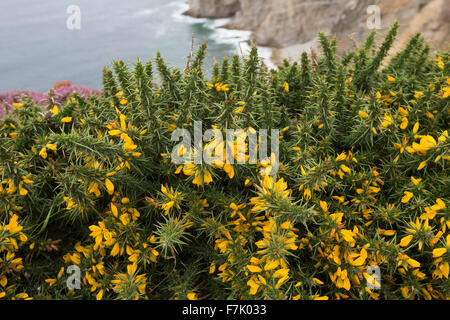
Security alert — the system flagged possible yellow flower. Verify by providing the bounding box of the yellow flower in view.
[264,259,280,271]
[123,139,138,152]
[61,117,72,123]
[340,164,351,174]
[431,198,446,211]
[407,258,420,268]
[178,164,213,186]
[358,111,369,119]
[410,176,422,186]
[400,117,408,130]
[18,182,28,196]
[111,242,120,256]
[400,235,413,247]
[39,147,47,159]
[319,200,328,212]
[119,114,127,131]
[414,91,424,99]
[412,136,437,155]
[340,229,356,244]
[273,268,289,278]
[15,293,30,300]
[425,112,434,119]
[417,161,426,171]
[398,107,408,116]
[215,83,229,92]
[65,198,77,211]
[412,121,419,134]
[247,265,262,273]
[45,279,56,287]
[223,163,234,179]
[387,75,396,82]
[349,248,367,266]
[110,202,118,217]
[4,214,23,234]
[438,130,448,143]
[313,295,328,300]
[51,105,59,115]
[108,130,122,136]
[437,57,444,69]
[275,275,289,289]
[209,262,216,274]
[443,87,450,98]
[282,81,289,93]
[401,191,414,203]
[437,262,449,279]
[380,113,393,128]
[335,152,346,161]
[379,229,396,236]
[330,267,351,291]
[187,292,198,300]
[96,289,104,300]
[247,278,260,295]
[105,178,114,195]
[46,143,57,151]
[160,184,183,215]
[432,248,447,258]
[312,278,324,285]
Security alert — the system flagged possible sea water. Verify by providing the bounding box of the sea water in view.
[0,0,269,92]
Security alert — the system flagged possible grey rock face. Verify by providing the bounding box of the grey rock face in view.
[184,0,241,18]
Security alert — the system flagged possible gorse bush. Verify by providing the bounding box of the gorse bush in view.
[1,24,449,300]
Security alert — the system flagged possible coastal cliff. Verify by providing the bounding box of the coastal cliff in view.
[184,0,240,18]
[185,0,450,64]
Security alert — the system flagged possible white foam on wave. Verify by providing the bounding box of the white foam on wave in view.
[213,26,276,70]
[133,8,159,17]
[211,27,252,46]
[209,18,231,28]
[170,0,207,23]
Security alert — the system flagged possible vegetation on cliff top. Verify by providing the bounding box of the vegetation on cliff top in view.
[0,24,449,300]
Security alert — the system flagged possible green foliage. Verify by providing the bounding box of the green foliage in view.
[0,25,449,300]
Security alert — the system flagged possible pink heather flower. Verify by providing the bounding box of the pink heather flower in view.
[0,84,102,118]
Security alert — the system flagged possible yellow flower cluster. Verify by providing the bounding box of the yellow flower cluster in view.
[0,215,29,299]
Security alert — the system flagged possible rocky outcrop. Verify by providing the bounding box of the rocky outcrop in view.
[184,0,240,18]
[184,0,450,64]
[227,0,360,48]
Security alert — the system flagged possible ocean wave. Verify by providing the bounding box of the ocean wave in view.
[211,27,252,46]
[168,0,276,69]
[133,8,159,18]
[170,0,207,24]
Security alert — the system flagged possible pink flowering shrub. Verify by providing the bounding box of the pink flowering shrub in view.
[0,83,101,117]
